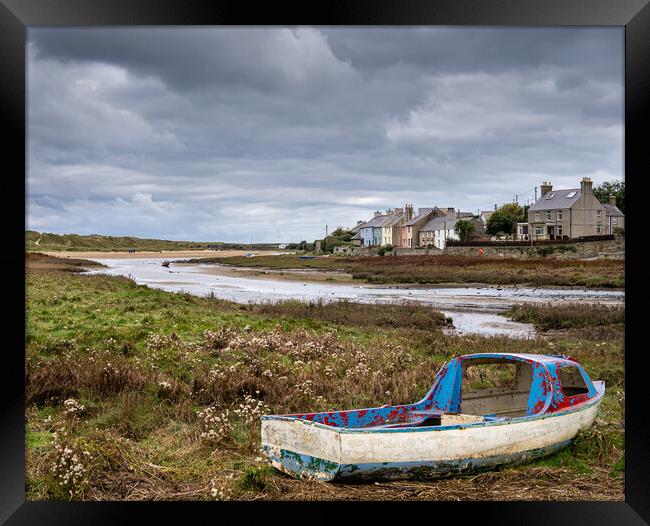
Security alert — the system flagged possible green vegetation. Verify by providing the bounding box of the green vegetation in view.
[506,303,624,331]
[250,299,453,331]
[594,180,625,213]
[486,203,527,236]
[26,260,623,501]
[535,245,578,257]
[454,219,476,242]
[191,254,624,288]
[316,227,355,254]
[26,230,279,252]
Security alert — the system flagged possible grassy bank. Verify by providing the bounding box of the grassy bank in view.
[26,252,106,272]
[25,263,624,501]
[184,254,624,288]
[26,230,278,252]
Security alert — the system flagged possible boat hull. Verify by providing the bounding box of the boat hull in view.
[261,394,603,481]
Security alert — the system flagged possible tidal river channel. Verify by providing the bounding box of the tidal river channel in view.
[86,258,624,339]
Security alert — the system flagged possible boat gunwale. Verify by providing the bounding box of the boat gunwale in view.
[261,380,605,435]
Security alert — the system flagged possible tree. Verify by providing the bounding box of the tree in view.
[593,181,625,213]
[454,219,476,242]
[329,227,353,242]
[486,203,525,235]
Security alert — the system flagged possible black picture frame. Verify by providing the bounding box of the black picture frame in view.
[3,0,648,523]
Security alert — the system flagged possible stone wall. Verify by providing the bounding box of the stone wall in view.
[444,237,624,259]
[333,245,444,257]
[393,247,444,256]
[333,245,375,256]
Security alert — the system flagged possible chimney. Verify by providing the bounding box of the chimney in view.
[609,194,617,206]
[580,177,593,195]
[356,220,363,225]
[374,210,382,217]
[540,181,553,197]
[405,204,414,220]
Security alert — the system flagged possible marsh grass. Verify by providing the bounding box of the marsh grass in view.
[190,254,624,288]
[506,303,624,331]
[250,299,452,330]
[25,263,624,501]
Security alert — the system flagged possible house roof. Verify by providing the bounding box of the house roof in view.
[381,212,405,227]
[420,216,460,232]
[456,212,474,218]
[351,231,362,240]
[603,203,624,217]
[529,189,583,211]
[405,211,433,226]
[360,215,387,229]
[350,220,370,233]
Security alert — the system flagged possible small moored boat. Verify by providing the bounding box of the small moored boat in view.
[261,353,604,481]
[161,260,170,267]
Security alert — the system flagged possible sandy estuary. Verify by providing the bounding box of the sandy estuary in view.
[85,257,624,338]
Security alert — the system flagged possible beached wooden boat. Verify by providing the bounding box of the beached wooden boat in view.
[261,353,604,481]
[161,260,170,267]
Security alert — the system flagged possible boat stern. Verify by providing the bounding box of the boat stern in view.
[261,416,341,481]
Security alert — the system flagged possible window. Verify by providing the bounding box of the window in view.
[520,225,528,235]
[596,210,602,221]
[612,217,618,225]
[461,359,533,417]
[546,210,552,221]
[534,226,543,235]
[557,226,563,236]
[544,192,556,199]
[557,210,563,220]
[534,212,540,222]
[596,225,602,234]
[566,191,577,198]
[558,366,589,397]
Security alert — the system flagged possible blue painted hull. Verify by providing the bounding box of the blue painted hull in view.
[263,440,573,481]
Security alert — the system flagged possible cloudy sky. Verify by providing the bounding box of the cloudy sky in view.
[27,27,623,243]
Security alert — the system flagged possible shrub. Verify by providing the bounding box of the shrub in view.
[27,360,79,405]
[238,465,274,492]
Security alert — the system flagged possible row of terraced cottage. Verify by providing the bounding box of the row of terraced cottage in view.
[349,205,481,250]
[348,177,624,250]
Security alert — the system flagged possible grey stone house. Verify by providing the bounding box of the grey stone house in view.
[603,196,625,234]
[519,177,624,241]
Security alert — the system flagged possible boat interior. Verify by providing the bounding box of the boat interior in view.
[374,359,539,429]
[288,356,593,430]
[459,359,533,418]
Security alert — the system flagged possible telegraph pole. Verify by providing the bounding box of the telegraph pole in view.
[324,225,328,252]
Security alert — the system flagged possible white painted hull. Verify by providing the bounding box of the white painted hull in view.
[261,395,603,481]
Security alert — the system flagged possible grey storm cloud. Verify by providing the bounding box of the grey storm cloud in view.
[27,26,623,242]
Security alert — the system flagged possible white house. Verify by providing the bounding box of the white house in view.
[419,217,461,249]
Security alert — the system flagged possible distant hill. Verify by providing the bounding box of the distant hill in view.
[25,230,279,252]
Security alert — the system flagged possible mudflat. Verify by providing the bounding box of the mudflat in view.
[183,263,356,284]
